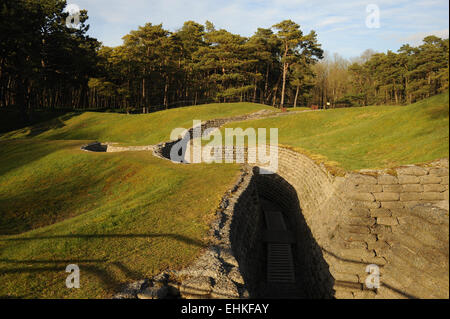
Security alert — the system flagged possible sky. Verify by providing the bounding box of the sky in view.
[71,0,449,58]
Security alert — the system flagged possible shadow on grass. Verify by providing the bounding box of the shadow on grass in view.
[0,232,206,298]
[0,261,140,298]
[422,92,449,120]
[0,112,81,139]
[0,233,206,247]
[24,113,80,138]
[0,110,80,135]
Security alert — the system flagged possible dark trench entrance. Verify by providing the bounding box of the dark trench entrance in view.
[230,168,335,299]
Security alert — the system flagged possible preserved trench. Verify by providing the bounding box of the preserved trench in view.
[82,110,449,299]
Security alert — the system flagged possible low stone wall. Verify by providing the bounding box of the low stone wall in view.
[106,145,154,152]
[216,146,448,299]
[81,142,154,153]
[347,161,449,211]
[153,109,277,162]
[170,166,263,299]
[260,147,365,298]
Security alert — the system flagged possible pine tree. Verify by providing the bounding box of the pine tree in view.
[273,20,323,108]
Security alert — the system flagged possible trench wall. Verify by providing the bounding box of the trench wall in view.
[253,172,335,298]
[228,172,266,297]
[226,146,449,299]
[341,160,449,298]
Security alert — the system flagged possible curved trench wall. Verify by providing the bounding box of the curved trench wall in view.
[253,171,335,298]
[227,147,449,299]
[224,147,349,298]
[247,148,355,298]
[228,172,265,297]
[153,109,275,162]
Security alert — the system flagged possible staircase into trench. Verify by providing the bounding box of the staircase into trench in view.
[261,199,303,298]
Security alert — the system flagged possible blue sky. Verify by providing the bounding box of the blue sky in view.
[72,0,449,58]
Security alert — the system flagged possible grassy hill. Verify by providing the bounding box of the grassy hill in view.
[223,92,449,171]
[0,102,273,298]
[0,102,274,145]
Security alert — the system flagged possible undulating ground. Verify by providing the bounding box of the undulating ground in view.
[0,102,273,298]
[0,103,275,146]
[222,92,449,171]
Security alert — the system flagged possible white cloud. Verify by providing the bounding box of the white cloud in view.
[316,16,350,27]
[402,28,449,44]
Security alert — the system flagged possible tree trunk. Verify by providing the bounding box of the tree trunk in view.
[142,76,146,109]
[394,81,398,104]
[16,75,29,123]
[321,84,324,108]
[272,85,277,107]
[293,85,300,108]
[280,62,288,108]
[164,76,169,109]
[264,65,269,103]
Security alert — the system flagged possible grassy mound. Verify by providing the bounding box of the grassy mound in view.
[223,92,449,171]
[0,141,240,298]
[0,102,273,298]
[0,110,70,134]
[0,103,274,146]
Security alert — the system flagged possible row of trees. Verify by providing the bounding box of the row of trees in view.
[90,20,324,111]
[1,0,448,122]
[311,36,449,107]
[1,0,324,118]
[0,0,100,120]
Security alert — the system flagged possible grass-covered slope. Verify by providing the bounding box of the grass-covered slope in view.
[0,102,273,298]
[225,92,449,171]
[0,102,274,145]
[0,141,240,298]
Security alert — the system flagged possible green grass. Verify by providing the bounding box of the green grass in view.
[0,140,240,298]
[222,93,449,171]
[0,102,274,298]
[0,103,275,146]
[285,107,311,112]
[1,94,448,298]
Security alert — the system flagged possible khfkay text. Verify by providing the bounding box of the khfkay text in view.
[181,303,269,316]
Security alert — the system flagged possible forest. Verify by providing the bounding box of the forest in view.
[1,0,449,121]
